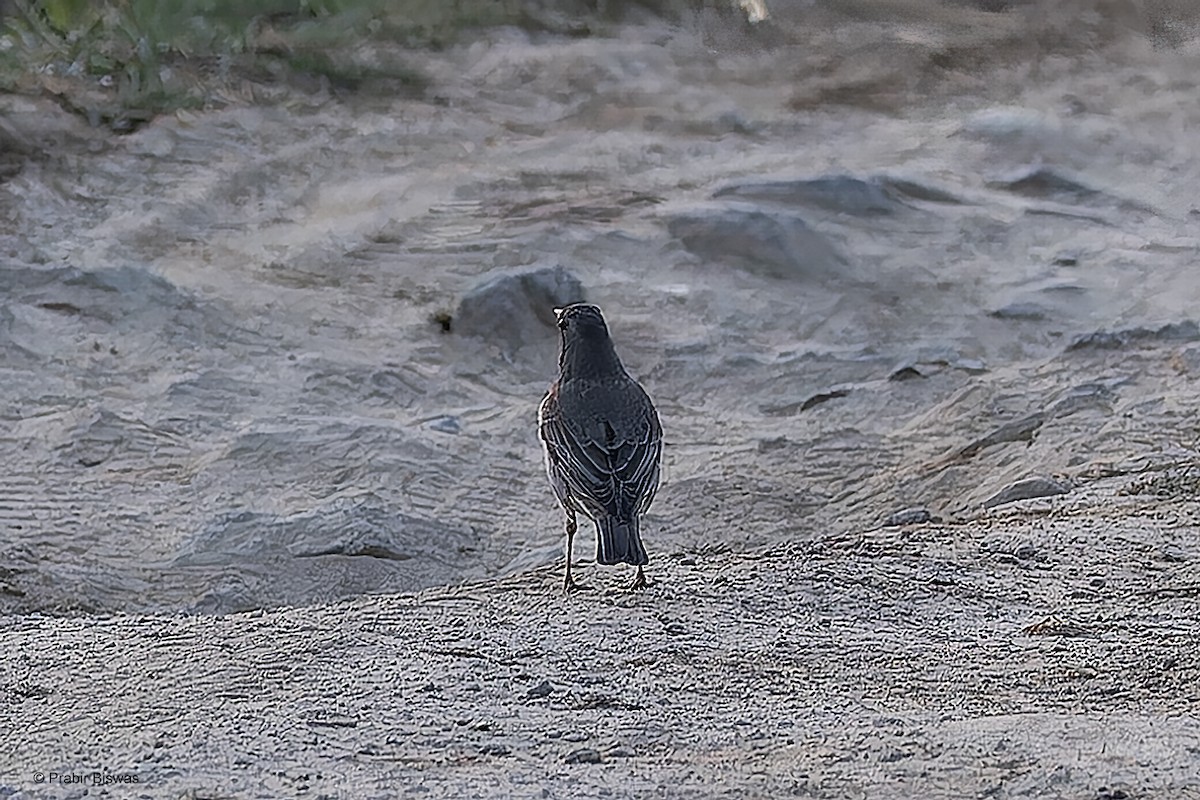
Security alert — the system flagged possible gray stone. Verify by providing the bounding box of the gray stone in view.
[884,177,963,205]
[954,413,1046,461]
[981,532,1039,560]
[178,493,476,566]
[714,176,898,216]
[427,416,462,434]
[889,364,931,381]
[667,207,846,279]
[714,175,960,214]
[884,508,936,527]
[987,166,1103,203]
[479,743,511,756]
[991,301,1048,321]
[1068,321,1200,352]
[455,265,585,352]
[564,747,603,764]
[983,477,1070,509]
[1047,383,1116,419]
[953,358,988,374]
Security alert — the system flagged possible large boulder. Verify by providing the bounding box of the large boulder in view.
[713,175,900,216]
[667,206,846,280]
[455,265,585,353]
[714,174,962,214]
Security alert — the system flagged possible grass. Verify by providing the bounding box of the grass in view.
[0,1,759,129]
[0,0,528,130]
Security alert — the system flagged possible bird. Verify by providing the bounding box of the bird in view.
[538,303,663,592]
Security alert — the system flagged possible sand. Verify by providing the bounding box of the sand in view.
[2,1,1200,796]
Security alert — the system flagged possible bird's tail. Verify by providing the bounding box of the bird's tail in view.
[596,517,648,566]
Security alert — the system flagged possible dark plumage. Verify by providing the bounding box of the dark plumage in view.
[538,303,663,591]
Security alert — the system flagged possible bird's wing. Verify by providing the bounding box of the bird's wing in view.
[540,385,662,519]
[609,405,662,515]
[538,388,574,509]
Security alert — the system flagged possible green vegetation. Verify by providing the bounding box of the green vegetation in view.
[0,0,527,130]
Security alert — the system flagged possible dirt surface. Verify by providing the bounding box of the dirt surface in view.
[4,480,1200,798]
[3,0,1200,796]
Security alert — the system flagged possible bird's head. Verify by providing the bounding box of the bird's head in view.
[554,303,609,337]
[553,303,624,376]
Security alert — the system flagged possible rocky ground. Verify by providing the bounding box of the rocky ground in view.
[2,0,1200,797]
[4,479,1200,798]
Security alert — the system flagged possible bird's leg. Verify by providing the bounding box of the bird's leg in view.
[563,510,580,593]
[628,565,648,591]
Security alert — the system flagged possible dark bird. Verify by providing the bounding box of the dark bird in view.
[538,303,663,592]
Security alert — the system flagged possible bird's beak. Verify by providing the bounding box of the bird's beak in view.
[553,307,566,320]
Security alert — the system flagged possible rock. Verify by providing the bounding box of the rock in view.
[427,416,462,434]
[479,743,511,756]
[987,166,1103,203]
[1,264,208,329]
[1159,545,1187,563]
[953,358,988,374]
[883,177,963,205]
[1171,346,1200,375]
[712,174,962,214]
[991,301,1048,321]
[667,207,846,279]
[991,278,1090,325]
[177,493,475,566]
[525,680,555,699]
[1068,321,1200,352]
[952,413,1046,461]
[883,508,936,527]
[890,356,985,380]
[455,265,585,352]
[713,176,899,216]
[962,106,1057,144]
[1046,383,1115,419]
[983,477,1070,509]
[564,747,603,764]
[58,409,128,468]
[764,387,853,416]
[889,364,930,381]
[1121,465,1200,500]
[980,532,1039,560]
[800,387,851,411]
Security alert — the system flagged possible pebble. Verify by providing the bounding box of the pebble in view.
[427,416,461,434]
[564,748,603,764]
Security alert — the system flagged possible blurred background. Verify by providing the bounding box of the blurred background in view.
[2,0,1198,616]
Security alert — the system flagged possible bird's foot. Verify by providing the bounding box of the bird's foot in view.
[564,575,591,593]
[627,568,648,591]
